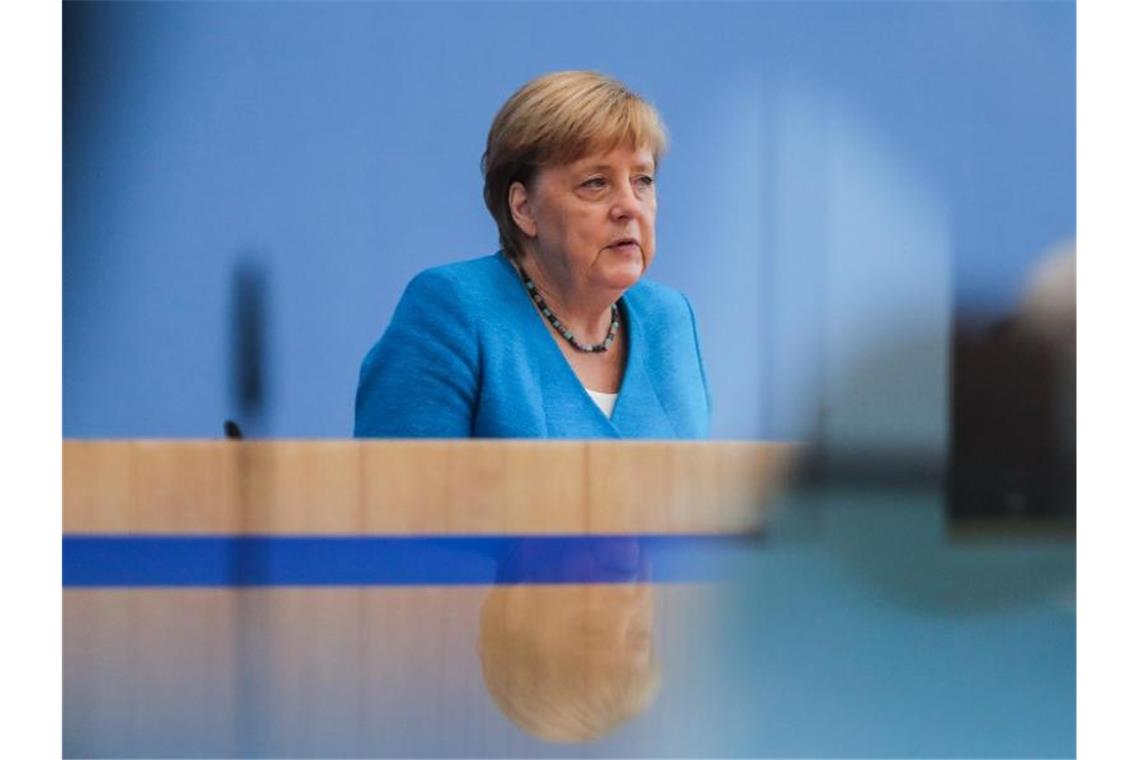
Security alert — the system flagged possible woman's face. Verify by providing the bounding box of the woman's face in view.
[513,143,657,294]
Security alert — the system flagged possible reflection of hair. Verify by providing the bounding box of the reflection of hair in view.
[482,71,669,259]
[478,584,661,743]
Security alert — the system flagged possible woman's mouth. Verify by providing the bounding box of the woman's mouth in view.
[607,239,640,255]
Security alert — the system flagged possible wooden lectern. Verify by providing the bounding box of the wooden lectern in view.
[63,440,796,756]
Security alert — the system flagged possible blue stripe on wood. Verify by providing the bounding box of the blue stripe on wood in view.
[63,534,762,587]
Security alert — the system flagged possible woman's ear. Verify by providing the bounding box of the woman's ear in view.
[509,181,538,238]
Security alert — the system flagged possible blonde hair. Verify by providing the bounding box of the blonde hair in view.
[482,71,669,258]
[478,584,661,743]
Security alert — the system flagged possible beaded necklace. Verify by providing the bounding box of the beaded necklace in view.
[514,259,619,353]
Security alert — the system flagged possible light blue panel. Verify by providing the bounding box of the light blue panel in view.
[820,104,952,458]
[761,83,832,441]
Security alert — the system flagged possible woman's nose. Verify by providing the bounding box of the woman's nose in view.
[610,181,644,220]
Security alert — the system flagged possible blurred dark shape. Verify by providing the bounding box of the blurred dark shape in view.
[950,243,1076,522]
[223,419,244,440]
[795,446,944,489]
[478,538,659,742]
[229,258,268,435]
[788,240,1074,538]
[63,1,124,160]
[792,329,949,491]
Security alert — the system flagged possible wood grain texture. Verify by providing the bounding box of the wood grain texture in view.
[64,440,798,535]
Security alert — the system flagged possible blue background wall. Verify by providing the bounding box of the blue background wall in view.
[63,1,1075,443]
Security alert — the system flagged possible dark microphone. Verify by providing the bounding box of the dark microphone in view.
[227,257,268,438]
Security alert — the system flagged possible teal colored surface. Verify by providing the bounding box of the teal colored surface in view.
[652,489,1075,758]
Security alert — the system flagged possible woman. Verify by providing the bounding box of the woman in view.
[354,71,710,438]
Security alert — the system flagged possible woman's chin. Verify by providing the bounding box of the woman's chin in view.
[600,261,646,291]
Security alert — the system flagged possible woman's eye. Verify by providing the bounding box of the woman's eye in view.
[581,177,606,189]
[636,175,655,187]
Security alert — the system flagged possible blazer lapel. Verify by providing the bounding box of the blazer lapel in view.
[609,295,677,438]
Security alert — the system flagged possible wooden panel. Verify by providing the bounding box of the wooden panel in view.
[64,440,798,535]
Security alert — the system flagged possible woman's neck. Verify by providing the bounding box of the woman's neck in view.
[512,252,617,344]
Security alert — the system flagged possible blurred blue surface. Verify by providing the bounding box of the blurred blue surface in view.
[64,1,1074,444]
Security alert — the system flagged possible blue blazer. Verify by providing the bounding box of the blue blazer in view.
[354,252,711,438]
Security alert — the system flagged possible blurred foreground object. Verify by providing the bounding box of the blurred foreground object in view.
[1014,240,1077,358]
[950,240,1076,524]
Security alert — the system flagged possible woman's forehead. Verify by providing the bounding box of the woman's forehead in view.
[565,144,656,171]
